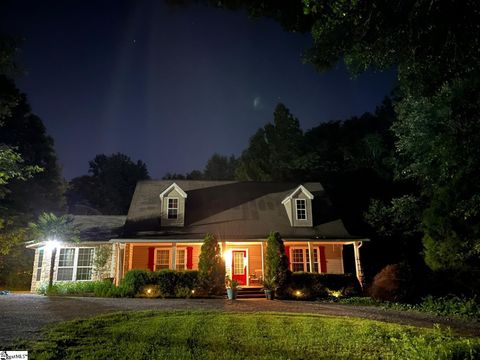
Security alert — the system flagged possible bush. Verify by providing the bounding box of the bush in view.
[198,234,225,295]
[265,231,290,298]
[36,280,116,296]
[153,270,198,298]
[121,269,153,297]
[338,296,379,306]
[287,273,360,300]
[369,263,418,302]
[120,269,199,298]
[417,296,480,319]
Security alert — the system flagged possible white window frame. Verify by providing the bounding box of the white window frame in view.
[166,197,179,220]
[56,247,95,282]
[154,248,172,270]
[36,248,44,281]
[295,199,307,220]
[175,247,187,271]
[289,247,320,272]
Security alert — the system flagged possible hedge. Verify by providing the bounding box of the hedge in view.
[286,273,360,300]
[121,269,199,298]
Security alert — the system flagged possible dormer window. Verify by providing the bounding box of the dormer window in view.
[167,198,178,219]
[282,185,314,227]
[159,182,188,227]
[296,199,307,220]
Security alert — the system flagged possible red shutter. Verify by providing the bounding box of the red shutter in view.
[148,247,155,271]
[186,246,193,270]
[284,246,290,270]
[319,246,327,273]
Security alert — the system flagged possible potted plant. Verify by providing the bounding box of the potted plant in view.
[262,276,276,300]
[225,277,239,300]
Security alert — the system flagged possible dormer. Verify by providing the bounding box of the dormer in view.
[281,185,314,227]
[159,183,187,227]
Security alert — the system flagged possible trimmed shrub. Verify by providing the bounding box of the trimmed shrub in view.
[121,269,153,296]
[198,234,225,295]
[265,231,290,298]
[121,269,199,298]
[370,263,416,302]
[287,273,360,300]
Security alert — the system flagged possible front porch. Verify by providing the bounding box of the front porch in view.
[113,240,364,286]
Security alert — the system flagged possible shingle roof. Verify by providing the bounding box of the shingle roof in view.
[124,181,358,240]
[73,215,126,242]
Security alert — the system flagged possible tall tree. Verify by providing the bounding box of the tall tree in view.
[67,153,150,215]
[236,103,309,181]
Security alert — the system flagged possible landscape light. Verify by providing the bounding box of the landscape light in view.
[294,290,303,297]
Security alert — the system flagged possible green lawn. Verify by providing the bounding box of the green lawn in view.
[24,311,479,359]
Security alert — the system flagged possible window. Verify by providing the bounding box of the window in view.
[76,248,94,280]
[36,249,44,281]
[296,199,307,220]
[57,248,75,281]
[57,247,95,281]
[176,248,186,271]
[290,247,319,272]
[155,249,170,270]
[167,198,178,219]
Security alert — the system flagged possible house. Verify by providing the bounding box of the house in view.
[28,181,367,292]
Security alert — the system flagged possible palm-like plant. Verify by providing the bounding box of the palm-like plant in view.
[28,212,79,243]
[28,213,80,288]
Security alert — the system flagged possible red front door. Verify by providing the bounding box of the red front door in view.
[232,250,247,285]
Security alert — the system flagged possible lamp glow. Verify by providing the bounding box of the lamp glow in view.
[45,238,60,252]
[294,290,302,297]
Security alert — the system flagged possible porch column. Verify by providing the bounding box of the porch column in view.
[307,242,314,273]
[171,243,177,271]
[353,241,364,288]
[260,241,265,281]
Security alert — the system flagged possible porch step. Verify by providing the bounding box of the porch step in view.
[227,286,265,299]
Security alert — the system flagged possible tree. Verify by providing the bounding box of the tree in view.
[67,153,150,214]
[0,37,63,290]
[197,233,225,295]
[0,76,65,214]
[236,103,309,181]
[203,154,237,180]
[264,232,290,297]
[28,212,79,244]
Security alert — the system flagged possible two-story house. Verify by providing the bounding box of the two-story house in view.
[28,181,366,291]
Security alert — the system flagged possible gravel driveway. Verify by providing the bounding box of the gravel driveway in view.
[1,294,479,346]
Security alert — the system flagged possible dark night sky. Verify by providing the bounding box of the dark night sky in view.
[1,0,396,179]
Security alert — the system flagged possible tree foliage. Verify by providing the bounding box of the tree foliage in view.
[265,231,290,297]
[28,212,79,243]
[67,153,150,215]
[236,103,308,181]
[198,233,225,295]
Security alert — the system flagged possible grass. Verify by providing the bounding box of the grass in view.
[19,311,480,359]
[338,296,480,321]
